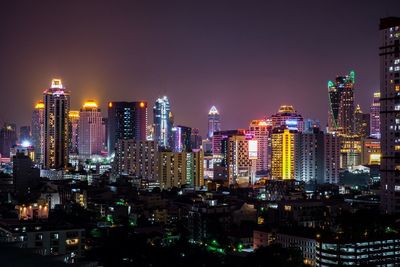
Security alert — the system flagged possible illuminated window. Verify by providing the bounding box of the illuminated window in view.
[395,146,400,151]
[66,238,80,245]
[396,85,400,92]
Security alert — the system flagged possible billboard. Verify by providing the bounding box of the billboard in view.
[248,140,258,160]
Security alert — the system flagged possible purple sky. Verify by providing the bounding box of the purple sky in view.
[0,0,399,136]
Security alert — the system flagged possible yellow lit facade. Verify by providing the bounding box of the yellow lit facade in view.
[82,100,98,109]
[271,129,297,180]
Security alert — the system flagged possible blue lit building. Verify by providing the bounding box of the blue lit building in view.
[153,96,173,149]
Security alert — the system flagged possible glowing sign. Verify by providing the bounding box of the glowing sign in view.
[140,102,145,108]
[248,140,258,159]
[108,102,113,108]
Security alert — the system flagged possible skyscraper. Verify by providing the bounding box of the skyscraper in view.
[68,110,80,155]
[370,92,381,139]
[249,119,269,173]
[295,127,324,184]
[31,100,45,164]
[43,79,70,169]
[153,96,172,148]
[78,100,105,158]
[0,123,17,158]
[380,17,400,214]
[207,106,221,139]
[271,127,298,180]
[107,101,148,155]
[327,71,355,135]
[270,105,304,132]
[323,133,340,184]
[172,125,192,152]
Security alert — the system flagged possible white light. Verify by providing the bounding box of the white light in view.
[21,140,31,147]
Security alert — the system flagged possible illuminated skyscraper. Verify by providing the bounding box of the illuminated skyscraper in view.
[271,127,298,180]
[172,125,192,152]
[380,17,400,213]
[295,127,324,183]
[68,110,80,155]
[31,100,45,163]
[249,119,269,173]
[207,106,221,138]
[270,105,304,132]
[0,123,17,158]
[43,79,70,169]
[153,96,173,148]
[327,71,355,135]
[78,100,105,158]
[370,92,381,138]
[107,101,148,154]
[324,133,340,184]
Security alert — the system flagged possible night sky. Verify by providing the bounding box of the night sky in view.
[1,0,399,136]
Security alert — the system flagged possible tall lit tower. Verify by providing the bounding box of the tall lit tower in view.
[370,92,381,139]
[68,110,80,155]
[270,105,304,132]
[107,101,147,154]
[153,96,172,148]
[327,71,355,135]
[249,119,269,173]
[78,100,105,158]
[43,78,70,169]
[31,100,45,164]
[271,127,298,180]
[380,17,400,214]
[207,106,221,139]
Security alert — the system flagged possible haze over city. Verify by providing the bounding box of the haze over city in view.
[1,0,400,135]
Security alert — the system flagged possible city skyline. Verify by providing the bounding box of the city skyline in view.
[1,1,400,135]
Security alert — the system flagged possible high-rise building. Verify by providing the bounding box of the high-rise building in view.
[153,96,173,148]
[270,105,304,132]
[68,110,80,155]
[0,123,17,158]
[295,127,324,184]
[78,100,105,158]
[13,152,40,201]
[380,17,400,213]
[323,133,340,184]
[43,79,70,169]
[271,127,298,180]
[354,104,371,138]
[207,106,221,139]
[107,101,148,155]
[172,125,192,152]
[19,126,31,144]
[249,119,269,173]
[159,150,204,189]
[31,100,45,164]
[370,92,381,138]
[327,71,355,135]
[361,138,381,166]
[114,140,159,183]
[212,129,245,156]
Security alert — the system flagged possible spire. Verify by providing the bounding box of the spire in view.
[209,106,219,115]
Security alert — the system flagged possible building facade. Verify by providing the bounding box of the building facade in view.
[43,79,70,169]
[380,17,400,213]
[370,92,381,139]
[31,101,45,164]
[78,100,105,158]
[153,96,173,149]
[107,101,148,155]
[207,106,221,139]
